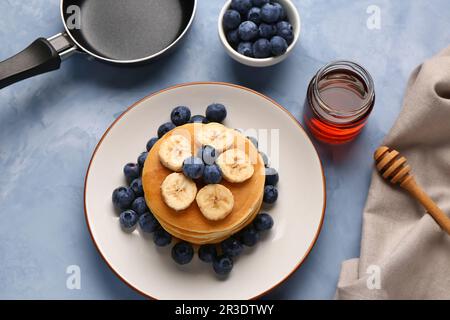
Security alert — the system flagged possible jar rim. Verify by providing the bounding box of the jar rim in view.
[312,60,375,119]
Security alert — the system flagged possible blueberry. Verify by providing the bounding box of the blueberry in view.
[260,152,270,167]
[254,213,274,231]
[198,244,217,263]
[189,115,209,124]
[252,0,269,7]
[130,178,144,197]
[253,38,272,58]
[197,145,218,165]
[230,0,252,15]
[124,163,140,183]
[153,227,172,247]
[119,210,138,230]
[239,225,260,247]
[265,167,279,186]
[203,164,223,184]
[238,21,259,41]
[112,187,135,210]
[226,29,240,47]
[263,185,278,204]
[137,152,148,170]
[261,3,281,23]
[247,136,258,148]
[270,36,288,56]
[237,42,254,57]
[223,9,241,30]
[276,21,294,44]
[247,7,262,24]
[273,2,286,20]
[138,212,159,233]
[146,137,159,151]
[131,197,148,216]
[182,157,205,179]
[170,106,191,126]
[278,28,294,44]
[206,103,227,123]
[171,242,194,265]
[277,21,292,32]
[221,237,244,258]
[157,122,176,138]
[259,23,277,39]
[213,255,234,276]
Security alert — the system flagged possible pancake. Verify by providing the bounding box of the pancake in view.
[158,194,263,244]
[158,197,262,244]
[142,123,265,244]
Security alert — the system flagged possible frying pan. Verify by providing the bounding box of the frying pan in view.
[0,0,197,89]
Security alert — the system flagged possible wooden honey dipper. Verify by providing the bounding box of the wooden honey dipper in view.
[374,146,450,235]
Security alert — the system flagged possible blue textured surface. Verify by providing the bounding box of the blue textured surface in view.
[1,0,449,299]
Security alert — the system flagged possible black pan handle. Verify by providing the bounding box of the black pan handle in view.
[0,34,75,89]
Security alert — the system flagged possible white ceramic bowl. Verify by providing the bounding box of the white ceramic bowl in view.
[84,83,325,300]
[218,0,301,67]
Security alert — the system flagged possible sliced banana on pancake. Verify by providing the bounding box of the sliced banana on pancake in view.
[158,134,192,172]
[196,184,234,221]
[195,123,234,152]
[216,148,254,183]
[161,173,197,211]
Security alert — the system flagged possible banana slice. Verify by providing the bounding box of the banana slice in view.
[196,184,234,221]
[195,123,234,152]
[161,173,197,211]
[158,135,192,172]
[216,148,254,183]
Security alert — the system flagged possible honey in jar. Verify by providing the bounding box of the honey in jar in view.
[304,61,375,144]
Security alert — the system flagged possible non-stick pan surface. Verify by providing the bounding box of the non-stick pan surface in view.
[62,0,196,62]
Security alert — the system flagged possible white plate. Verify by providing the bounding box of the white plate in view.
[84,82,325,300]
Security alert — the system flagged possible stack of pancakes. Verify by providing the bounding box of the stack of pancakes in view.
[142,123,265,244]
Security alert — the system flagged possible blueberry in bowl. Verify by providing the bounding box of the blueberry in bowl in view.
[260,3,281,23]
[247,7,262,24]
[259,23,277,39]
[223,9,241,30]
[218,0,301,67]
[237,42,254,57]
[230,0,253,15]
[238,21,259,41]
[253,38,271,58]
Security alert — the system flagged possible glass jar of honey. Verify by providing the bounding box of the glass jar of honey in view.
[303,61,375,144]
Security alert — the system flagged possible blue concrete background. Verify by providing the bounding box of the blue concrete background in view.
[0,0,449,299]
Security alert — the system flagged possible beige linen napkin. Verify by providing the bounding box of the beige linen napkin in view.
[335,46,450,300]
